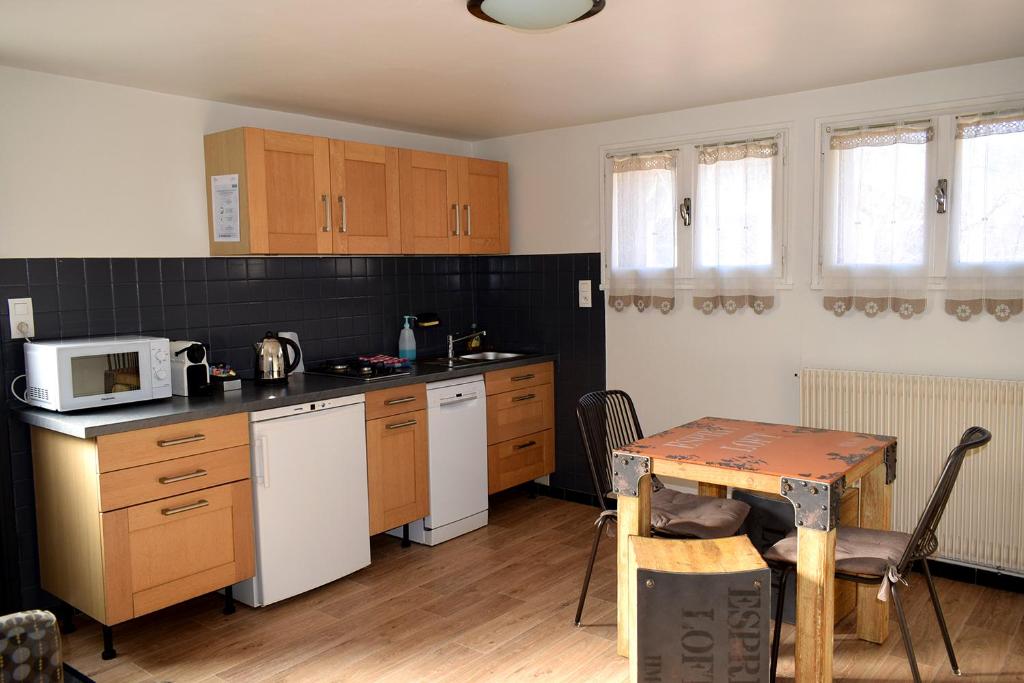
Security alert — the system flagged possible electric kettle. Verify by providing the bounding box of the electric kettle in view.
[253,331,302,384]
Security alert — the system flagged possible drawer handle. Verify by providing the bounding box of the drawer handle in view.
[158,469,208,485]
[512,393,536,403]
[157,434,206,448]
[386,419,417,430]
[511,374,535,382]
[161,499,209,516]
[514,440,537,451]
[384,396,417,406]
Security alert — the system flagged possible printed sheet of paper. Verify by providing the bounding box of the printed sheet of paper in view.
[211,174,240,242]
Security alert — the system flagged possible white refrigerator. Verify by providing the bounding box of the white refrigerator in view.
[235,395,370,607]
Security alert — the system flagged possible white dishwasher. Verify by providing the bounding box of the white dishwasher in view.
[401,375,488,546]
[235,395,370,607]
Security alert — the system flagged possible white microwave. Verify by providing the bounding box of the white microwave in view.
[24,336,172,412]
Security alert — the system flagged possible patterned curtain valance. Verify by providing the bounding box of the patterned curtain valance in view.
[830,123,933,150]
[697,139,777,165]
[956,111,1024,139]
[611,153,675,174]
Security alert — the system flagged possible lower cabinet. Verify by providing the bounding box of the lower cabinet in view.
[365,404,430,534]
[487,429,555,495]
[484,362,556,494]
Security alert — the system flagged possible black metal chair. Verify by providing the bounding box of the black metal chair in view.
[765,426,992,683]
[573,390,751,626]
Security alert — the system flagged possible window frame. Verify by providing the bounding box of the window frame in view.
[600,124,792,292]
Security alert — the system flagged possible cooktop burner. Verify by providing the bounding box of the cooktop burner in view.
[305,355,413,382]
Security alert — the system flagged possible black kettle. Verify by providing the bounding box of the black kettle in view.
[253,331,301,384]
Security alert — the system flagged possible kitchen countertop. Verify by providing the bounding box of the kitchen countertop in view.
[14,353,558,439]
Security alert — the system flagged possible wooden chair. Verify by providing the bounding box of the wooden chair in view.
[573,390,750,626]
[764,426,992,683]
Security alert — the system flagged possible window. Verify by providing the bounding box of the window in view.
[818,120,935,318]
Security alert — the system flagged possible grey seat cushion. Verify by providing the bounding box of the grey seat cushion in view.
[650,488,750,539]
[763,527,914,577]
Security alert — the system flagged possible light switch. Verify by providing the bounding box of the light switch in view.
[8,297,35,339]
[578,280,592,308]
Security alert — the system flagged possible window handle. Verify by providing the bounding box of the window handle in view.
[935,179,948,214]
[679,197,692,227]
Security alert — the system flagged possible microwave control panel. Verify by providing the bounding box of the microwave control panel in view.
[150,339,173,395]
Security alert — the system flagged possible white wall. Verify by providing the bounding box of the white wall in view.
[473,58,1024,433]
[0,66,472,258]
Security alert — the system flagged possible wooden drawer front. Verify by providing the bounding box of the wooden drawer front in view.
[107,480,254,620]
[98,445,250,512]
[485,362,553,396]
[365,383,427,421]
[97,413,249,473]
[488,430,555,495]
[366,409,429,535]
[487,383,554,445]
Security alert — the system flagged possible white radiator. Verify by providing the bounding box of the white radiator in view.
[800,368,1024,575]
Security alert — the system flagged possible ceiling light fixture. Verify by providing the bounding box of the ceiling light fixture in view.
[467,0,605,30]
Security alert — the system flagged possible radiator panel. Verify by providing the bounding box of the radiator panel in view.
[800,368,1023,574]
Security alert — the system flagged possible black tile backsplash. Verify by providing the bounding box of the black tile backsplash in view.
[0,253,604,612]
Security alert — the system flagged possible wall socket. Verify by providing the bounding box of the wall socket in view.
[7,298,35,339]
[578,280,592,308]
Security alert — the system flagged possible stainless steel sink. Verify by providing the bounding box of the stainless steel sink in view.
[458,352,524,361]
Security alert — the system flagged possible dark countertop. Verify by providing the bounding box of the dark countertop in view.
[14,354,558,439]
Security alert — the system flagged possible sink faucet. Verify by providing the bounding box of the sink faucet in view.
[447,329,487,364]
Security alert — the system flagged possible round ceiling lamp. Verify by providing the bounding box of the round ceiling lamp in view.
[467,0,606,30]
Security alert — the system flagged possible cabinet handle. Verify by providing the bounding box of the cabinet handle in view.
[386,419,418,430]
[161,499,209,516]
[384,396,417,406]
[512,393,536,403]
[322,194,330,232]
[158,469,208,485]
[338,195,347,232]
[465,204,472,236]
[513,440,537,451]
[157,434,206,448]
[452,203,461,236]
[511,374,535,382]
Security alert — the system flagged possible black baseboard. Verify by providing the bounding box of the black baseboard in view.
[535,484,1024,595]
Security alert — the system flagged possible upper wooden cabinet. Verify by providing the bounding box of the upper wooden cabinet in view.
[205,127,509,256]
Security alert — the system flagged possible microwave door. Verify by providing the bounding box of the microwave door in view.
[60,343,152,410]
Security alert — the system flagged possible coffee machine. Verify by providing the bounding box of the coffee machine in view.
[170,341,211,396]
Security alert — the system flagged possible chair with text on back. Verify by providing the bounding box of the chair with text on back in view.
[573,389,751,626]
[764,426,992,683]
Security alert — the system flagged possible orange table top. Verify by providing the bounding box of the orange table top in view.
[617,417,896,485]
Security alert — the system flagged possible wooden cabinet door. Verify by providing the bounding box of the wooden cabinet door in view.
[365,409,429,534]
[486,383,554,445]
[330,140,401,254]
[247,129,331,254]
[488,429,555,494]
[457,157,509,254]
[399,149,459,254]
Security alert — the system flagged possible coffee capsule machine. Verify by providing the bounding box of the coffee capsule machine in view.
[170,341,211,396]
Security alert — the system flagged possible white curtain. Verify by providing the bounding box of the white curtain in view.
[820,122,933,318]
[692,140,777,315]
[946,111,1024,321]
[608,152,678,313]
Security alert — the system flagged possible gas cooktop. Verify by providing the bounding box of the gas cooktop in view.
[305,355,413,382]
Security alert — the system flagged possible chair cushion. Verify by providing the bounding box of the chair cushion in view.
[763,527,914,577]
[650,488,750,539]
[1,609,63,682]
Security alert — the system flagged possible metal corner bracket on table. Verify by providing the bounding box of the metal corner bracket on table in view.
[780,476,845,531]
[884,442,898,485]
[611,453,651,497]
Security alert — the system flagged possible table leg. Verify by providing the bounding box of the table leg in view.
[617,473,651,658]
[698,482,727,498]
[857,462,892,643]
[795,525,836,683]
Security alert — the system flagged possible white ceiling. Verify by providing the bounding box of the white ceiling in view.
[2,0,1023,140]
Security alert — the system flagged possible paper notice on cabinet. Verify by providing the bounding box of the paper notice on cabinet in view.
[211,174,240,242]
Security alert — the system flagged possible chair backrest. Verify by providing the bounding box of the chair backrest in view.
[576,390,644,511]
[897,426,992,574]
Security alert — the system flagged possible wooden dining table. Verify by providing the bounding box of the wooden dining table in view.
[611,416,897,682]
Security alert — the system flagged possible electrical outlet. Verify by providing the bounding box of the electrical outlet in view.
[8,298,35,339]
[578,280,592,308]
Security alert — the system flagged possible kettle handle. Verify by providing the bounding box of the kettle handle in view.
[280,336,302,374]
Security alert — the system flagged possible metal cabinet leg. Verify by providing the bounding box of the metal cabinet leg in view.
[223,585,236,615]
[101,625,117,660]
[401,523,411,548]
[58,603,76,634]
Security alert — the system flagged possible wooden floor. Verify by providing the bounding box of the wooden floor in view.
[63,492,1024,682]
